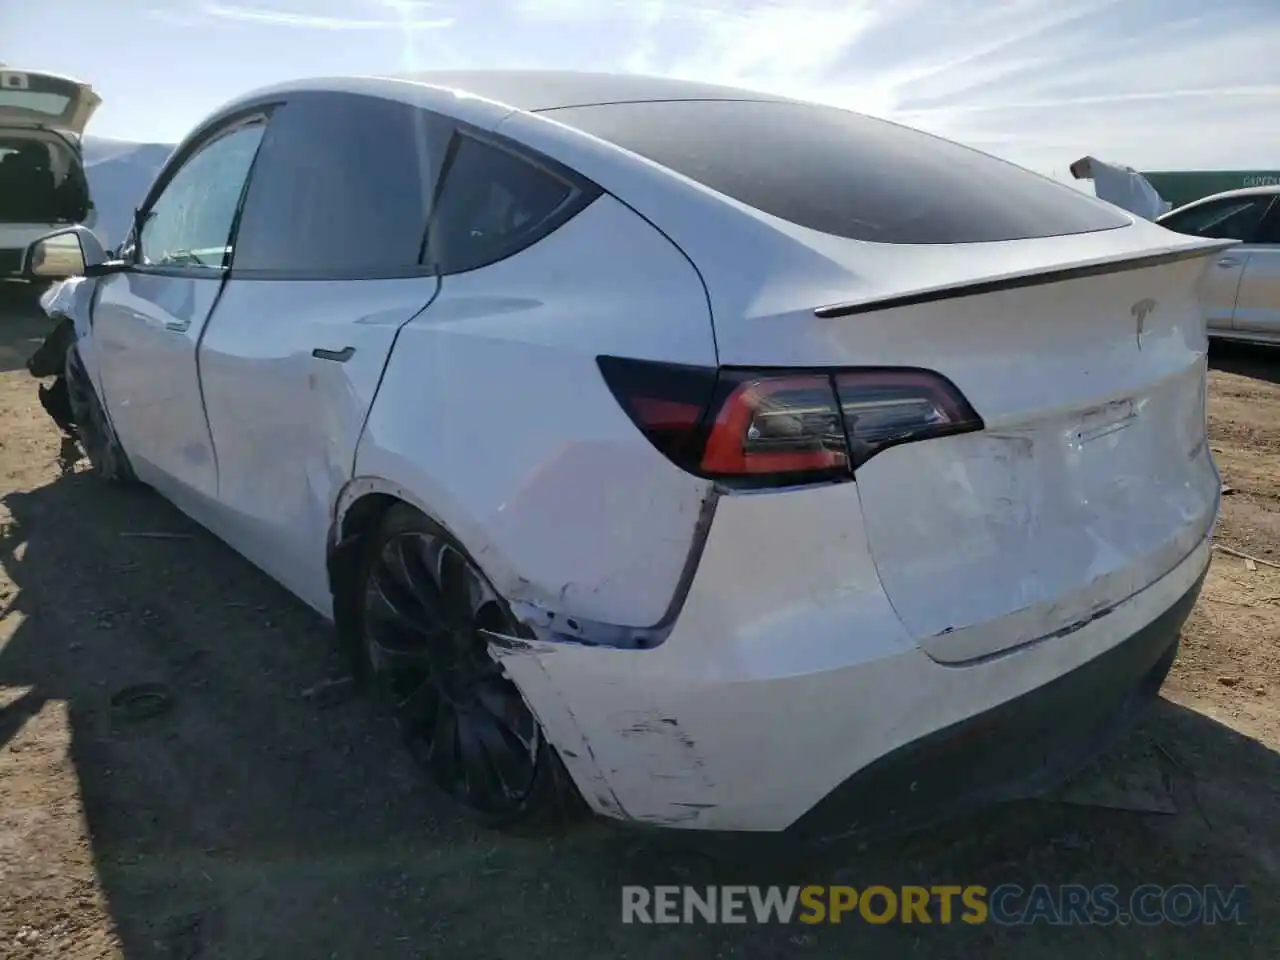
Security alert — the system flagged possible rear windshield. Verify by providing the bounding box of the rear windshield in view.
[0,71,82,119]
[543,99,1130,244]
[0,90,71,117]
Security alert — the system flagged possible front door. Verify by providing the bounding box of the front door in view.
[92,116,267,506]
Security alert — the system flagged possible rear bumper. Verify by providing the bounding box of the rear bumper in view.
[498,478,1213,833]
[789,562,1200,842]
[501,493,1211,832]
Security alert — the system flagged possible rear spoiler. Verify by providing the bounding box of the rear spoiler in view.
[814,238,1239,320]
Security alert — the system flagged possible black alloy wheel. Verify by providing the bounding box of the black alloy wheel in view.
[359,507,574,826]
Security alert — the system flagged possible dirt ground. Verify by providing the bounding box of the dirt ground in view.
[0,281,1277,959]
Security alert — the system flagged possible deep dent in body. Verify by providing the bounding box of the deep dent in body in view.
[483,491,723,825]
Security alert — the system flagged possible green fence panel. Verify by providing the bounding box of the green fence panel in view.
[1140,171,1280,209]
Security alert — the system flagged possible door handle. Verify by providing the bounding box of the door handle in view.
[164,320,191,332]
[312,346,355,362]
[1216,258,1240,268]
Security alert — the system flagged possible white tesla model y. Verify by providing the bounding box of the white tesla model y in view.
[23,71,1229,837]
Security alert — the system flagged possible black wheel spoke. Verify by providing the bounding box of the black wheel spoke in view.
[474,675,538,753]
[394,676,441,729]
[465,706,536,800]
[456,711,506,807]
[367,639,430,689]
[434,545,470,630]
[361,528,543,817]
[393,536,445,605]
[365,569,445,640]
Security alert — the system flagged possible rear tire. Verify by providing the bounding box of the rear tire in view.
[354,504,584,830]
[64,344,137,484]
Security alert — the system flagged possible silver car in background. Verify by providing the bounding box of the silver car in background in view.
[1157,185,1280,345]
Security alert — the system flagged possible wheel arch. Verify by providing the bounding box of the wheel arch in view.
[326,476,502,663]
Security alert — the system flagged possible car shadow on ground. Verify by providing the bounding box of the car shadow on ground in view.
[1210,340,1280,385]
[0,467,1276,959]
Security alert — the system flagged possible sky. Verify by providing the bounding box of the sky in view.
[4,0,1280,178]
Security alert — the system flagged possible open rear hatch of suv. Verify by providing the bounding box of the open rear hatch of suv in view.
[0,68,98,240]
[0,68,100,134]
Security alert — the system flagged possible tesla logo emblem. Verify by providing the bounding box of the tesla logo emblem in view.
[1131,298,1157,348]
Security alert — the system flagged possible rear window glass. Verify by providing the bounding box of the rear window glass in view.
[1158,197,1273,243]
[0,71,80,119]
[544,100,1130,244]
[0,91,70,117]
[428,135,585,275]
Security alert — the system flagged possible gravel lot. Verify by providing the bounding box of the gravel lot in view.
[1,281,1277,959]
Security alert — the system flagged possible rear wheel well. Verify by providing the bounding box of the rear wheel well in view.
[327,492,402,673]
[331,493,589,828]
[339,492,400,546]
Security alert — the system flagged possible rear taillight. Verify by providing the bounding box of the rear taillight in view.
[833,369,982,470]
[597,357,982,488]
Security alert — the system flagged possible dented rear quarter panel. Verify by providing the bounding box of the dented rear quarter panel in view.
[351,193,718,630]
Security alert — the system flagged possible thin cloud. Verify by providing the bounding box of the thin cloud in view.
[201,1,454,30]
[137,0,1280,172]
[503,0,1280,173]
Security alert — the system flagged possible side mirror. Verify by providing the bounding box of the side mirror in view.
[22,224,125,281]
[23,230,87,280]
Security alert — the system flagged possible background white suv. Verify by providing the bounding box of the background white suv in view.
[0,66,99,280]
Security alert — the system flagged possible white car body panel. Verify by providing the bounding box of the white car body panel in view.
[501,528,1212,830]
[1231,244,1280,342]
[92,272,223,500]
[498,105,1227,660]
[199,276,441,614]
[355,194,717,630]
[34,72,1226,832]
[1200,248,1248,334]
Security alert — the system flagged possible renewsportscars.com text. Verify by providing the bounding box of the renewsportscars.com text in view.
[621,884,1249,926]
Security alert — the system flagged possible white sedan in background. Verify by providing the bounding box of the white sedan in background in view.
[23,70,1229,837]
[1156,185,1280,346]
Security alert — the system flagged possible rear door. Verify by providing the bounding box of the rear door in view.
[1156,193,1276,334]
[197,92,447,613]
[1232,199,1280,339]
[0,69,100,134]
[91,114,268,505]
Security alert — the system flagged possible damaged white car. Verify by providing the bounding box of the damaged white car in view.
[22,71,1230,836]
[0,67,98,280]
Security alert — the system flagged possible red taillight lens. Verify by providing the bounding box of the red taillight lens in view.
[700,374,848,481]
[597,357,983,487]
[596,356,718,472]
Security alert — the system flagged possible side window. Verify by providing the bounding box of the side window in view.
[138,120,266,270]
[1160,197,1271,242]
[229,92,446,278]
[1254,200,1280,245]
[428,134,596,275]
